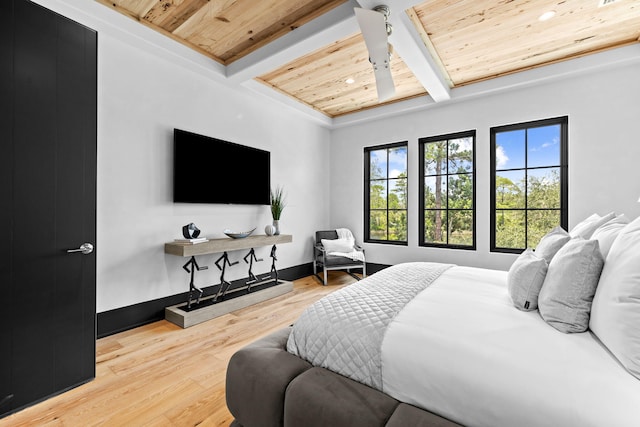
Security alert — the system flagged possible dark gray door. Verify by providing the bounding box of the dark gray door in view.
[0,0,97,417]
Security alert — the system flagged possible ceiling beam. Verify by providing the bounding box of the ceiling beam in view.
[226,0,361,84]
[390,11,451,102]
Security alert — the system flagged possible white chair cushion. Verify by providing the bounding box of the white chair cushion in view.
[321,238,355,253]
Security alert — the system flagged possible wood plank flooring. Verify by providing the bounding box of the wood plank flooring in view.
[1,272,357,426]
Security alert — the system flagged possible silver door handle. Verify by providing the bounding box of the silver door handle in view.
[67,243,94,255]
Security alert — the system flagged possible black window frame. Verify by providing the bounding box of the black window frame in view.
[364,141,408,246]
[418,130,476,250]
[490,116,568,254]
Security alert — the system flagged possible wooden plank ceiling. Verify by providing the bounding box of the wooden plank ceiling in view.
[96,0,640,118]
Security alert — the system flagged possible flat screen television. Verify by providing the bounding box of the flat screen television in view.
[173,129,271,205]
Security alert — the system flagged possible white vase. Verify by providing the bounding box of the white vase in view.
[265,224,276,236]
[273,219,280,235]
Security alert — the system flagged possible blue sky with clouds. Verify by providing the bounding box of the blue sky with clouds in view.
[496,124,560,170]
[371,146,407,179]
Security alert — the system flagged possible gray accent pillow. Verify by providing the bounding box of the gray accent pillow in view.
[508,249,548,311]
[538,238,604,333]
[534,226,571,263]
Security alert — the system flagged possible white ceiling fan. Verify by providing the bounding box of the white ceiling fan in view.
[354,5,395,102]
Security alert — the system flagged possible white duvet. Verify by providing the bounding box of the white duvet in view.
[381,266,640,427]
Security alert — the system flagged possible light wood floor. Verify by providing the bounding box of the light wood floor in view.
[1,272,357,426]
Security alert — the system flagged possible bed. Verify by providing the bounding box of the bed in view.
[225,214,640,427]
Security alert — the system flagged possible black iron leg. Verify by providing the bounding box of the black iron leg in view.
[213,251,239,301]
[183,256,208,308]
[243,248,263,291]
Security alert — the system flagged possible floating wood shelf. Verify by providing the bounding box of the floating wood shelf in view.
[164,234,294,328]
[165,234,293,257]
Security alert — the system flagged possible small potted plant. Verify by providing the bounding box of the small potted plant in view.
[270,186,286,235]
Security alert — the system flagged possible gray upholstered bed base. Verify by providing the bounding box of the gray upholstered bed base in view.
[226,327,462,427]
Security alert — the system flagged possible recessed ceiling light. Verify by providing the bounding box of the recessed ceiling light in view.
[345,78,355,84]
[538,10,556,21]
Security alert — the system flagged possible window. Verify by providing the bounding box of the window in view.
[419,131,476,249]
[491,116,568,253]
[364,142,408,244]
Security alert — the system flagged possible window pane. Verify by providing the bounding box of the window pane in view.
[424,210,447,244]
[366,143,408,244]
[527,125,561,168]
[448,174,473,209]
[388,210,407,241]
[491,117,567,253]
[424,176,446,209]
[528,210,561,249]
[495,210,525,249]
[370,180,387,209]
[495,130,525,170]
[389,146,407,178]
[369,210,387,240]
[370,149,387,179]
[527,168,560,209]
[389,177,407,209]
[424,141,447,175]
[448,137,473,173]
[448,210,473,246]
[496,170,525,208]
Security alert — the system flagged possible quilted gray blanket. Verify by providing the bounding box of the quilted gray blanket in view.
[286,262,453,390]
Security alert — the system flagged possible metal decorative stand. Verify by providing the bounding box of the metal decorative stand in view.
[260,244,279,284]
[244,248,263,291]
[183,256,208,308]
[212,251,239,302]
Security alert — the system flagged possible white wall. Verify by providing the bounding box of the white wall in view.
[34,0,331,313]
[28,0,640,312]
[330,60,640,271]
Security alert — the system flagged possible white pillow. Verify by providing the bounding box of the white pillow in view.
[569,212,615,239]
[590,214,630,259]
[538,238,604,333]
[534,226,571,263]
[590,215,640,380]
[508,249,548,311]
[321,238,354,253]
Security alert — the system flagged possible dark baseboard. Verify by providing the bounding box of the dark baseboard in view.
[97,262,390,338]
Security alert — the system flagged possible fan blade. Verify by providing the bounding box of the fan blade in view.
[374,64,395,101]
[354,7,388,59]
[354,7,395,102]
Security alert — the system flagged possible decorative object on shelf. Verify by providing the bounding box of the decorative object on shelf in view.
[270,185,286,235]
[182,222,201,239]
[265,224,276,236]
[174,237,208,244]
[224,228,256,239]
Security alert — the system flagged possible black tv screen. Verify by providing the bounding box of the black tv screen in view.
[173,129,270,205]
